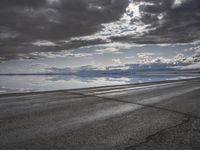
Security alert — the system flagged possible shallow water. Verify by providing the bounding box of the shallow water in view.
[0,75,198,94]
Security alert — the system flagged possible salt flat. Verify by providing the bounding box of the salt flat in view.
[1,78,200,150]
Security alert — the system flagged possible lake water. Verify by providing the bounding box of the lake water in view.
[0,75,198,94]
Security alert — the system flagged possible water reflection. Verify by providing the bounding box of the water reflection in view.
[0,75,198,94]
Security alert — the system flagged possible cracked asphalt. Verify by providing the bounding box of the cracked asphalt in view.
[0,78,200,150]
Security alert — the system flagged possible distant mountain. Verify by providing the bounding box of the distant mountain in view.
[0,63,199,77]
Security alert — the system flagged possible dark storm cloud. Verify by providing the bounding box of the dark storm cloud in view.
[0,0,128,59]
[111,0,200,44]
[0,0,129,40]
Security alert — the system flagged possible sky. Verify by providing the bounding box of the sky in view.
[0,0,200,74]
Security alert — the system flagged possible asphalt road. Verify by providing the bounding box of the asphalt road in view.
[1,78,200,150]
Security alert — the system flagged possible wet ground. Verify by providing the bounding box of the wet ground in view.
[1,78,200,150]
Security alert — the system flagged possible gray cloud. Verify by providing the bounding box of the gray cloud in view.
[0,0,129,40]
[0,38,107,60]
[0,0,128,59]
[111,0,200,44]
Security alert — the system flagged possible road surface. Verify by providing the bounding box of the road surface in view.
[1,78,200,150]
